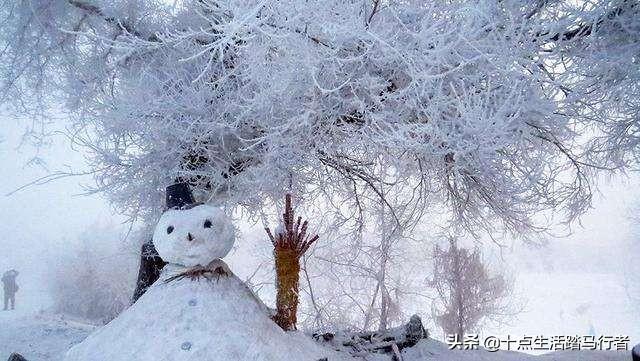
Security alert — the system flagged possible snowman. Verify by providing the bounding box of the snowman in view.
[65,184,346,361]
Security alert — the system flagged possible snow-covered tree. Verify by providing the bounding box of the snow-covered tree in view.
[541,1,640,170]
[49,223,138,324]
[2,0,625,238]
[430,237,516,338]
[301,180,428,332]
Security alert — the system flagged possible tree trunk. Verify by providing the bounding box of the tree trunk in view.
[273,247,301,330]
[132,241,166,303]
[266,194,319,331]
[451,239,465,338]
[379,284,389,331]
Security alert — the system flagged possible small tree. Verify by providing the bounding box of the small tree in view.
[266,194,319,331]
[430,238,514,338]
[50,224,138,324]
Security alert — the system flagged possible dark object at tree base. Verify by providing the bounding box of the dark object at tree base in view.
[7,353,28,361]
[132,241,166,303]
[313,314,428,358]
[632,343,640,361]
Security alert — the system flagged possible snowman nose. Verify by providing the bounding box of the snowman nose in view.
[187,233,194,242]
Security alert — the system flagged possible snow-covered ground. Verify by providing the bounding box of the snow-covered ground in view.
[0,312,93,361]
[64,264,349,361]
[0,310,631,361]
[496,272,639,344]
[0,266,633,361]
[0,270,93,360]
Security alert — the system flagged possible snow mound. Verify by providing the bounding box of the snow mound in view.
[64,266,349,361]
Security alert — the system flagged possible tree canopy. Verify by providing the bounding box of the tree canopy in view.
[1,0,638,236]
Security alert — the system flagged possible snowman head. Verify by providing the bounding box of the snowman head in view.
[152,204,235,267]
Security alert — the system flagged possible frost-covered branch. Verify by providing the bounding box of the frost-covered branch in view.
[2,0,637,240]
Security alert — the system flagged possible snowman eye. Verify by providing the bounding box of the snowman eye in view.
[167,226,174,234]
[203,219,212,228]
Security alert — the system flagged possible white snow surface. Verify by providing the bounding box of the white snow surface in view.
[64,264,348,361]
[152,205,235,267]
[0,313,94,361]
[1,310,631,361]
[1,267,631,361]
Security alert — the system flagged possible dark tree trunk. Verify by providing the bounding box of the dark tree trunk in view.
[132,241,166,303]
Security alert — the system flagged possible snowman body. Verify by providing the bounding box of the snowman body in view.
[65,205,343,361]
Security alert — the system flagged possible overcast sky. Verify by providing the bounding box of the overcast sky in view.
[1,116,638,345]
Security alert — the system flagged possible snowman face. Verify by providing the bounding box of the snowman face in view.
[152,205,235,267]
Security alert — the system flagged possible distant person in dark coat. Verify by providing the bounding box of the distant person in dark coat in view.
[2,269,19,310]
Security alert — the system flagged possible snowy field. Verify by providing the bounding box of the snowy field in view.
[480,272,640,351]
[0,270,635,361]
[0,275,94,361]
[0,312,93,361]
[0,311,631,361]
